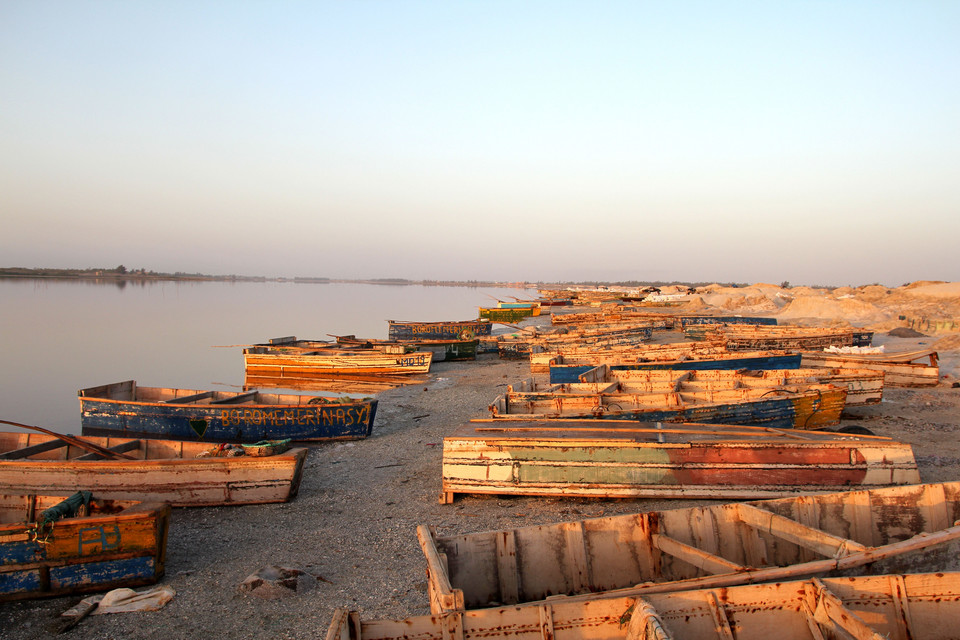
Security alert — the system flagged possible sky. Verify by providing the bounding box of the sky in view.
[2,1,958,287]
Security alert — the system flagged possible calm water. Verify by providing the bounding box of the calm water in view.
[0,279,529,433]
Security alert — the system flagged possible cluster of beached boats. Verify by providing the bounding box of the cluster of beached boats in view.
[3,291,957,640]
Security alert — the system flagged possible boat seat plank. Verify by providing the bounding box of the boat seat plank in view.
[74,440,142,461]
[0,439,68,459]
[162,391,214,404]
[651,534,746,574]
[210,391,259,404]
[735,504,868,558]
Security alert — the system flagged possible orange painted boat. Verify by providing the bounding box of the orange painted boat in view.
[0,430,307,507]
[0,491,169,601]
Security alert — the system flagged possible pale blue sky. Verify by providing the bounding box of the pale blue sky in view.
[2,1,957,286]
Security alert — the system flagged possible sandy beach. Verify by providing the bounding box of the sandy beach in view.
[2,282,960,639]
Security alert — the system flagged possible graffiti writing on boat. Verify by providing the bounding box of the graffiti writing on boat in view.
[220,405,372,427]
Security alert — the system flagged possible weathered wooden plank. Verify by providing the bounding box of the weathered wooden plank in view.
[652,534,746,574]
[734,503,868,558]
[0,439,68,460]
[74,440,142,461]
[496,530,520,605]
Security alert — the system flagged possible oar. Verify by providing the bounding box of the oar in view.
[0,419,138,460]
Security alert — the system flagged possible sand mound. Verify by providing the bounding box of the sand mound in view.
[934,334,960,351]
[902,282,960,299]
[777,295,893,326]
[683,296,708,310]
[888,327,927,338]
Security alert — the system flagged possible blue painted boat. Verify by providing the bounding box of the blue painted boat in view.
[387,319,492,341]
[549,353,802,383]
[489,375,847,430]
[79,380,377,443]
[0,491,169,602]
[678,316,778,327]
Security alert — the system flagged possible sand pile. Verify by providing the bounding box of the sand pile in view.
[777,295,893,326]
[684,281,960,331]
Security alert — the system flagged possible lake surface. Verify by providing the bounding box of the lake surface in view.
[0,279,530,433]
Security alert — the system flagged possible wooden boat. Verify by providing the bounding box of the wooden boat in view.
[496,323,657,359]
[335,335,478,361]
[0,431,307,506]
[243,374,413,394]
[686,324,874,350]
[551,309,680,327]
[801,348,940,387]
[490,374,847,429]
[479,305,541,323]
[575,364,883,406]
[544,350,802,381]
[387,319,492,341]
[439,419,919,503]
[418,482,960,614]
[78,380,378,443]
[328,572,960,640]
[678,315,778,327]
[1,491,170,602]
[243,337,433,377]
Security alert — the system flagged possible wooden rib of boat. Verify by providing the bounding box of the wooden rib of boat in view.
[0,431,307,506]
[575,364,883,406]
[335,335,478,361]
[801,348,940,387]
[418,482,960,615]
[686,324,874,350]
[78,380,378,443]
[479,306,541,323]
[439,419,918,503]
[387,319,492,341]
[490,374,847,429]
[327,572,960,640]
[243,338,433,377]
[0,491,169,602]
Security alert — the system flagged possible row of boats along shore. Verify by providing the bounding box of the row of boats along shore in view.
[4,291,959,639]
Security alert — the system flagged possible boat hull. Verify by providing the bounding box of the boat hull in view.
[549,354,802,383]
[479,307,541,322]
[0,495,169,602]
[387,319,492,341]
[801,350,939,387]
[440,420,919,503]
[490,385,848,430]
[0,432,308,507]
[78,381,378,443]
[421,482,960,614]
[328,572,960,640]
[243,348,433,376]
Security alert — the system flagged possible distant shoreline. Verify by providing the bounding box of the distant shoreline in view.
[0,268,534,289]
